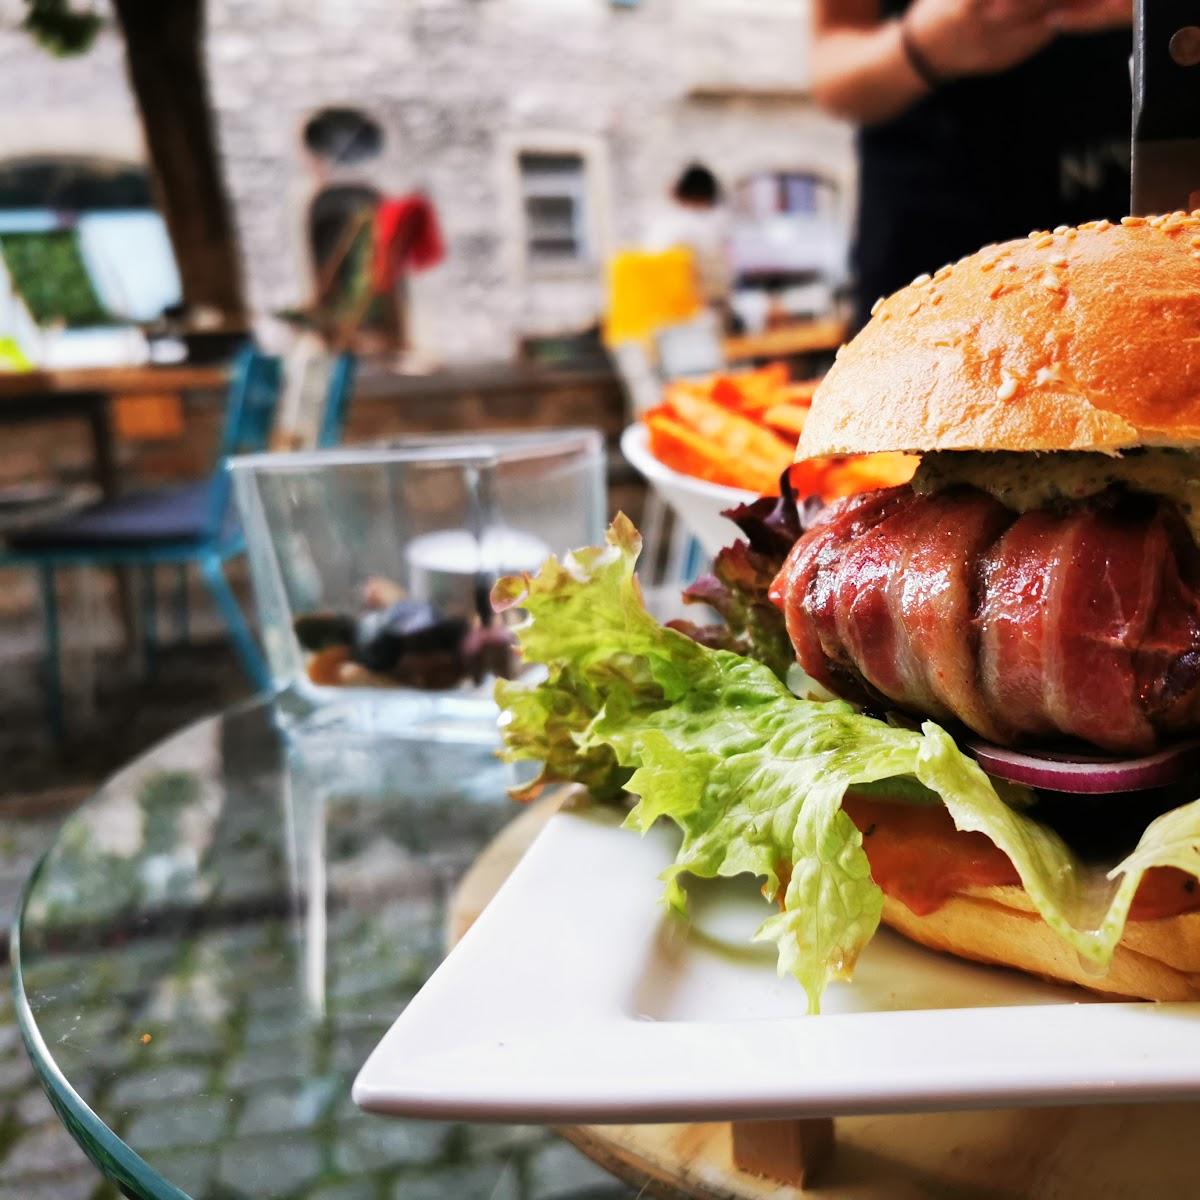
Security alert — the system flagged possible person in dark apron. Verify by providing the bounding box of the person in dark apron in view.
[811,0,1132,329]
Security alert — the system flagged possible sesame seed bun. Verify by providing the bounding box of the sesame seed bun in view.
[882,888,1200,1002]
[798,214,1200,460]
[855,787,1200,1001]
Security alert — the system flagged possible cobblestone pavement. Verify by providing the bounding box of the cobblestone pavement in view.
[0,620,254,1198]
[0,971,112,1200]
[13,920,631,1200]
[0,631,636,1199]
[2,946,631,1200]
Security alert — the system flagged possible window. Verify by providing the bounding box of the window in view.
[0,157,153,211]
[303,108,384,167]
[0,156,180,323]
[518,153,589,267]
[736,171,840,222]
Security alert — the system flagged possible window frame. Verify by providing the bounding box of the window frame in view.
[518,151,591,268]
[499,132,612,284]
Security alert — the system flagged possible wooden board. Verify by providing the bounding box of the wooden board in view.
[0,364,228,400]
[448,795,1200,1198]
[722,318,848,363]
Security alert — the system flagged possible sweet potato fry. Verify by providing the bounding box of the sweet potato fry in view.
[663,389,794,477]
[646,411,730,482]
[783,380,819,405]
[646,411,782,494]
[735,369,812,412]
[663,377,713,404]
[644,362,911,504]
[784,460,828,499]
[761,403,810,438]
[740,361,790,395]
[710,375,748,411]
[822,452,918,497]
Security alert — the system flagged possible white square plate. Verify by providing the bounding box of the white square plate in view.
[354,804,1200,1123]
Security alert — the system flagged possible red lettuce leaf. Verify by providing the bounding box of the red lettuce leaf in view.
[667,473,824,681]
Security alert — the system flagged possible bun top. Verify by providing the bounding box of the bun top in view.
[798,214,1200,459]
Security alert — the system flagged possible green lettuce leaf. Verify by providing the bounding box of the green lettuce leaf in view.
[495,517,1200,1010]
[1114,799,1200,881]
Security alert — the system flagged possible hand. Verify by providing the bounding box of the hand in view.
[903,0,1059,80]
[1048,0,1132,33]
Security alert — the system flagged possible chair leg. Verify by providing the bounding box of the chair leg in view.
[175,564,190,644]
[640,490,667,586]
[682,536,704,586]
[37,566,64,741]
[114,566,137,654]
[198,555,271,693]
[664,511,691,590]
[74,567,99,726]
[140,563,158,677]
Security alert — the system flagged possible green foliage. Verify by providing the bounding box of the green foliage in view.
[0,230,110,328]
[21,0,101,57]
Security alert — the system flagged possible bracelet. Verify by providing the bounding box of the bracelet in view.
[898,16,944,92]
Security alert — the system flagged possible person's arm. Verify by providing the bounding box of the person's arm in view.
[1051,0,1132,32]
[811,0,1061,126]
[810,0,930,126]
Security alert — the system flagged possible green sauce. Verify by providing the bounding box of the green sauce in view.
[912,449,1200,540]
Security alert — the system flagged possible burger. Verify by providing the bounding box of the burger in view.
[494,214,1200,1013]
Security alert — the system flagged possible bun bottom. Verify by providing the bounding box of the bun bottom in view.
[882,889,1200,1001]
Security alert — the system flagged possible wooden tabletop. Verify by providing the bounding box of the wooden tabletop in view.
[0,363,229,399]
[723,318,848,363]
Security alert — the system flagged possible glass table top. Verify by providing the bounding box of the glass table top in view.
[13,699,640,1200]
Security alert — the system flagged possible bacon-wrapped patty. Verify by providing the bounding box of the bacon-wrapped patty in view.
[770,486,1200,754]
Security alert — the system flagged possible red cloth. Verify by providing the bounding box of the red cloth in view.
[371,194,445,293]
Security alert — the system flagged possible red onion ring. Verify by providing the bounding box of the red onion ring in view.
[965,738,1200,794]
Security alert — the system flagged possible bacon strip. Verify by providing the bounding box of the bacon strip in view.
[895,490,1015,740]
[977,510,1064,743]
[773,486,1200,754]
[771,487,910,701]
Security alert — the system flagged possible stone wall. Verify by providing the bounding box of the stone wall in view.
[0,0,853,364]
[0,2,143,164]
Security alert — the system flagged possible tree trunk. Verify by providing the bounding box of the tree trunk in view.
[111,0,246,324]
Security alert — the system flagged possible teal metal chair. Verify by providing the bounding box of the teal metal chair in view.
[3,348,283,736]
[162,349,353,651]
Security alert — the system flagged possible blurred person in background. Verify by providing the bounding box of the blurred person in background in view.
[811,0,1132,328]
[645,162,733,311]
